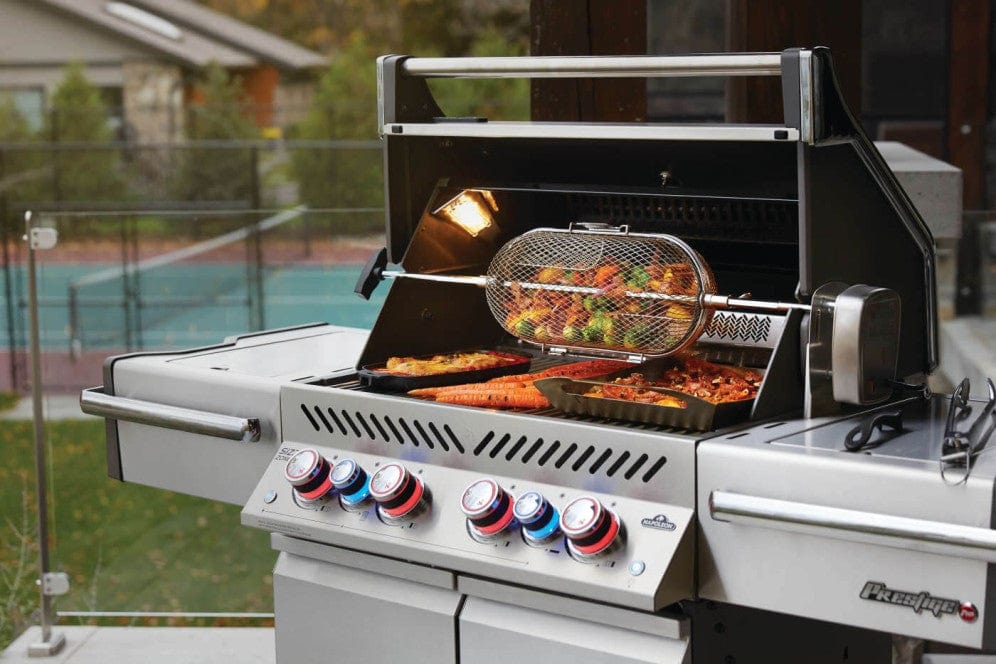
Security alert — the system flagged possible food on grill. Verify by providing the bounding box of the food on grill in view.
[435,385,549,408]
[378,351,523,377]
[583,376,688,408]
[596,358,762,404]
[502,259,700,351]
[408,359,630,408]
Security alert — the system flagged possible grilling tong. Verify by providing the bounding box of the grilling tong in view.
[940,377,996,485]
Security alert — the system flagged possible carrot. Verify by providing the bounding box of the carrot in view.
[435,387,549,409]
[409,381,530,397]
[538,359,629,379]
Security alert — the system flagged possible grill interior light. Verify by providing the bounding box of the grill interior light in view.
[434,189,498,237]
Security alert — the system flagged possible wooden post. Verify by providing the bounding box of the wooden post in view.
[530,0,646,122]
[726,0,863,123]
[947,0,991,210]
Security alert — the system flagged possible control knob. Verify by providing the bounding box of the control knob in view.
[369,463,429,522]
[284,448,335,504]
[513,491,560,546]
[460,478,516,541]
[330,458,371,511]
[560,496,622,560]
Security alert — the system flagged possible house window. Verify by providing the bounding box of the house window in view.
[0,87,45,132]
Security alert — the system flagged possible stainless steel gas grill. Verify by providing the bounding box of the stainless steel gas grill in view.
[81,49,996,664]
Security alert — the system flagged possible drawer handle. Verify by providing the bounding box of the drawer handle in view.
[80,387,261,443]
[709,490,996,563]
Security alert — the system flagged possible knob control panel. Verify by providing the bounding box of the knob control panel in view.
[369,462,429,522]
[249,444,694,612]
[560,496,623,560]
[283,448,335,503]
[460,478,516,542]
[513,491,561,546]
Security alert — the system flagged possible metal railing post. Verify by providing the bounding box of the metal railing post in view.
[24,211,67,657]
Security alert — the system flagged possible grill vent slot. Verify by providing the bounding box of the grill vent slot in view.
[398,418,419,447]
[383,416,404,445]
[412,420,434,449]
[554,443,578,469]
[537,441,561,467]
[489,433,511,459]
[442,424,465,453]
[505,436,527,461]
[369,414,390,442]
[642,456,667,482]
[521,439,544,463]
[427,422,449,451]
[301,404,319,431]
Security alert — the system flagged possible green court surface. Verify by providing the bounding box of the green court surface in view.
[4,263,387,350]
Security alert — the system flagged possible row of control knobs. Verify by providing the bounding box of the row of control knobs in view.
[283,449,622,559]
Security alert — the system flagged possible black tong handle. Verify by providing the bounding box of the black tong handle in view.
[942,377,996,462]
[845,409,905,451]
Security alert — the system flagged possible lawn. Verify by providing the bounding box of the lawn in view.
[0,419,275,651]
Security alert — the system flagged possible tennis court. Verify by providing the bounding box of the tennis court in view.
[4,261,387,350]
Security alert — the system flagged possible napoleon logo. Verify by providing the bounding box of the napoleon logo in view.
[860,581,973,621]
[640,514,677,531]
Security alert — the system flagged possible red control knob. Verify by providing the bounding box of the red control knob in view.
[369,463,429,522]
[284,448,335,503]
[460,478,516,541]
[560,496,622,560]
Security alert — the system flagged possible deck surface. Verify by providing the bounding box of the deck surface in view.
[1,626,274,663]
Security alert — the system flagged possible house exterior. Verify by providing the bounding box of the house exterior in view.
[0,0,326,142]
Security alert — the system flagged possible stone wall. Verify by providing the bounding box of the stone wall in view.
[122,60,185,143]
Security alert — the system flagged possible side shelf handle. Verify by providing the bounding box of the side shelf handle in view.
[80,387,261,443]
[709,490,996,564]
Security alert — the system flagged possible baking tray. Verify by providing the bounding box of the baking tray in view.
[358,350,531,391]
[534,358,758,430]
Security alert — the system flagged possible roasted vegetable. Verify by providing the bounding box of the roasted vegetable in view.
[625,266,651,289]
[515,319,536,337]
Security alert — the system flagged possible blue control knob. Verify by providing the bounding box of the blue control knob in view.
[513,491,561,546]
[330,458,371,511]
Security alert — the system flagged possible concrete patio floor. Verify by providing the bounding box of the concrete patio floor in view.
[1,626,274,663]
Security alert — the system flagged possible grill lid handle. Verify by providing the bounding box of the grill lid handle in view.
[354,247,389,300]
[398,54,784,79]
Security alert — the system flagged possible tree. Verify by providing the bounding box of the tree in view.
[290,33,383,231]
[173,63,258,203]
[44,62,125,202]
[0,101,40,203]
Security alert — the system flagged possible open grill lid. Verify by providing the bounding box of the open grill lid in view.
[367,48,937,380]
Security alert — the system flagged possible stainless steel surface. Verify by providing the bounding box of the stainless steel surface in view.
[459,596,690,664]
[698,400,996,649]
[830,285,902,404]
[110,325,367,504]
[270,533,455,589]
[710,490,996,563]
[383,122,800,142]
[379,269,488,287]
[799,49,815,144]
[243,445,695,611]
[400,53,783,79]
[273,552,461,664]
[81,388,261,443]
[456,576,687,640]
